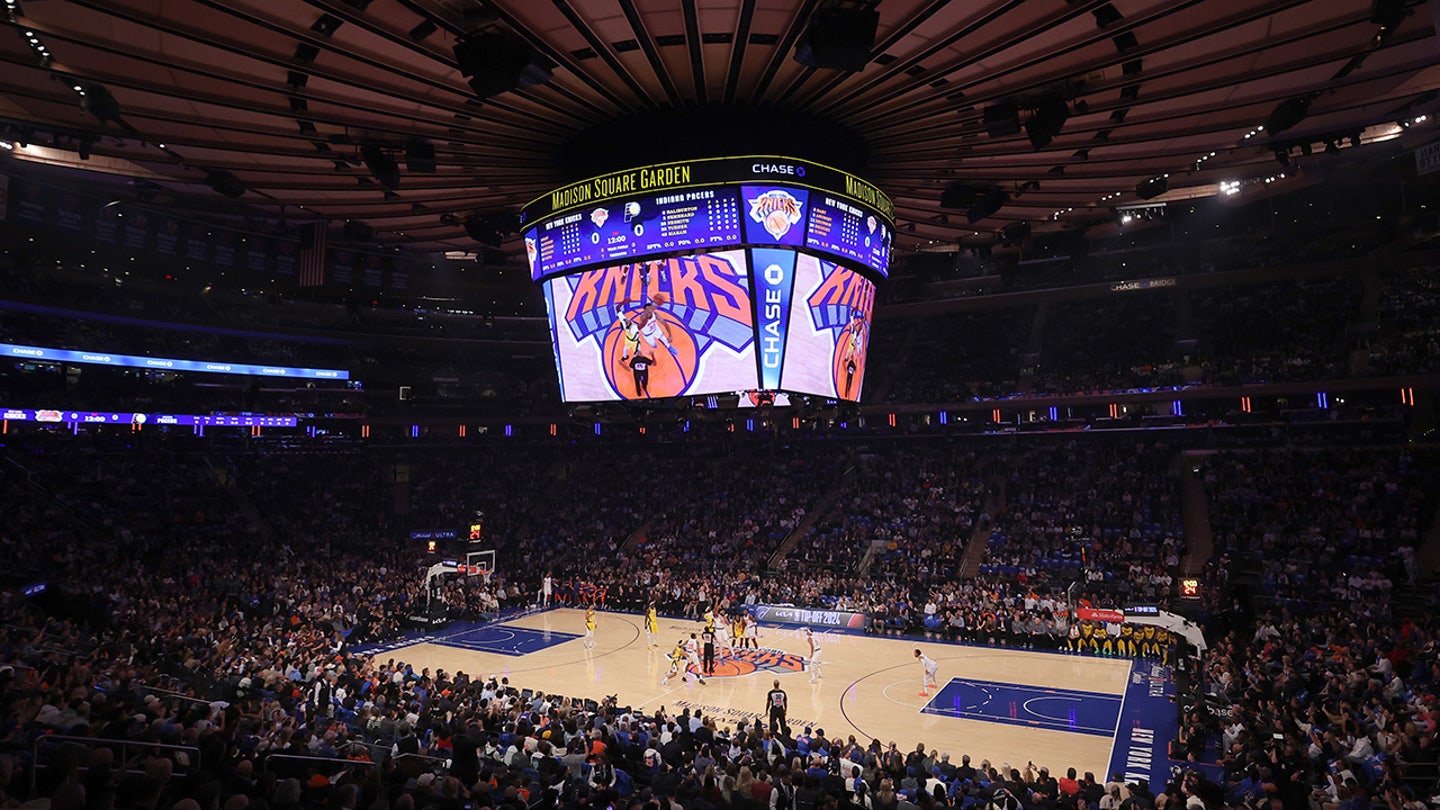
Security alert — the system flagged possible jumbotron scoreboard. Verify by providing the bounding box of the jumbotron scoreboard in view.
[522,156,892,404]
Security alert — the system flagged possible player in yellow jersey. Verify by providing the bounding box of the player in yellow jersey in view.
[1080,621,1095,654]
[1119,623,1135,657]
[1156,628,1172,665]
[645,602,660,648]
[584,605,596,649]
[1140,624,1158,659]
[1095,622,1112,656]
[661,639,688,686]
[704,607,717,635]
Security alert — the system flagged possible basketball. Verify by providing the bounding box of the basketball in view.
[651,291,670,305]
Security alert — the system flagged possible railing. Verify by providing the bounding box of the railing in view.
[263,751,380,778]
[138,684,216,706]
[393,752,451,778]
[32,736,200,794]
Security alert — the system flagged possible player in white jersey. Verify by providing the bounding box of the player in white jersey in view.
[915,649,939,695]
[633,301,679,357]
[804,627,823,683]
[685,633,706,685]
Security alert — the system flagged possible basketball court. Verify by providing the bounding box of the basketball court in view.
[360,607,1181,784]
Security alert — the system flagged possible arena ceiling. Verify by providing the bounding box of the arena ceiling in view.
[1,0,1438,257]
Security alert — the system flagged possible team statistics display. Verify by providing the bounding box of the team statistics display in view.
[525,157,889,405]
[521,156,894,282]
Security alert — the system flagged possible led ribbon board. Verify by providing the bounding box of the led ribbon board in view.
[2,342,350,380]
[522,156,894,282]
[1,408,298,427]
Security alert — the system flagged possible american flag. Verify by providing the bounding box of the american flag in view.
[296,222,328,287]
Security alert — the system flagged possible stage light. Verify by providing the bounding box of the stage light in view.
[464,213,509,247]
[453,30,552,99]
[1266,96,1312,134]
[1135,175,1167,200]
[1025,95,1070,150]
[406,139,436,173]
[205,170,247,198]
[793,5,879,72]
[361,143,401,189]
[983,101,1021,137]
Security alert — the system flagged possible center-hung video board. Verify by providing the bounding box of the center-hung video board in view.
[525,157,888,405]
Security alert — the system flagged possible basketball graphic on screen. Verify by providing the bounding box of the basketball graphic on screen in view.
[831,315,868,401]
[602,306,698,400]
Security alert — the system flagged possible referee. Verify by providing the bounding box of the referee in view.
[701,625,717,675]
[765,679,789,736]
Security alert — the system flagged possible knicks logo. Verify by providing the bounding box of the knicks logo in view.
[688,648,805,679]
[748,190,803,239]
[563,255,754,400]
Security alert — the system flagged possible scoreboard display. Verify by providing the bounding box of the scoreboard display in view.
[526,157,890,404]
[523,156,893,281]
[526,188,744,276]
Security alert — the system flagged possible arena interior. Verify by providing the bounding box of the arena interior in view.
[2,4,1440,810]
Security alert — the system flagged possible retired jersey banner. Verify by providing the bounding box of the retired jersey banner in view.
[751,604,867,629]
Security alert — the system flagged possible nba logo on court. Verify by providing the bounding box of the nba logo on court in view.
[693,648,805,679]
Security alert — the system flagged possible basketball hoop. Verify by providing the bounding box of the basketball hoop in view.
[464,549,496,584]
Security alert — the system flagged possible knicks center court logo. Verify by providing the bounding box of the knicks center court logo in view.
[748,190,803,240]
[805,265,876,399]
[563,255,754,399]
[686,647,806,679]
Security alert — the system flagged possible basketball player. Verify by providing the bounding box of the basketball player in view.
[841,313,865,399]
[804,627,823,683]
[541,574,553,608]
[685,633,706,684]
[731,612,746,652]
[633,300,679,358]
[628,350,655,398]
[766,679,789,736]
[645,602,660,648]
[613,303,642,362]
[915,649,939,694]
[583,606,596,649]
[661,639,687,686]
[744,613,759,649]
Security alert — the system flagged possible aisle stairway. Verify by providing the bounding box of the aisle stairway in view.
[212,456,278,543]
[767,464,857,569]
[1177,451,1216,577]
[957,476,1003,578]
